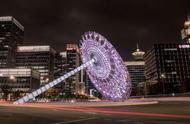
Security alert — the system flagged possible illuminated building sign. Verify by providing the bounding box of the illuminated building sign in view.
[178,45,190,49]
[17,46,50,52]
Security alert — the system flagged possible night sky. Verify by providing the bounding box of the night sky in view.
[0,0,189,60]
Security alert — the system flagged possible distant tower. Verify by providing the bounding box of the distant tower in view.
[181,15,190,44]
[132,43,145,61]
[125,43,146,96]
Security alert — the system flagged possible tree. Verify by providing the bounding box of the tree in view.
[93,91,102,99]
[44,88,59,99]
[1,84,12,101]
[12,90,21,100]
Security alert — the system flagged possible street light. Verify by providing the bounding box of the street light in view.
[160,73,166,79]
[0,73,3,77]
[9,75,16,81]
[160,73,166,94]
[45,78,49,82]
[7,75,16,101]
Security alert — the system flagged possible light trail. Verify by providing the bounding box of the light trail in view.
[53,106,190,119]
[2,103,190,119]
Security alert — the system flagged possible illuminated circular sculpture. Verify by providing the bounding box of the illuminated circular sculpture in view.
[80,32,131,101]
[14,31,131,104]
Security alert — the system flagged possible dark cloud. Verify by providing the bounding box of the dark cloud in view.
[0,0,189,60]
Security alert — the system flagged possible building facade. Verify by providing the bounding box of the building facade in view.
[125,61,145,96]
[53,52,67,91]
[0,16,24,68]
[66,44,83,96]
[16,45,55,85]
[144,44,190,95]
[0,68,40,93]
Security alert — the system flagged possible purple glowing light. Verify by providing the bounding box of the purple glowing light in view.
[80,32,132,101]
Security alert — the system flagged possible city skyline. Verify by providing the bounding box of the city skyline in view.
[0,2,190,124]
[0,0,189,60]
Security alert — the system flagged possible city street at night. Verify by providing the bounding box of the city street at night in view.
[1,0,190,124]
[0,97,190,124]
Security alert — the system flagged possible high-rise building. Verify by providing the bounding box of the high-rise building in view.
[181,15,190,44]
[0,16,24,68]
[83,71,92,96]
[66,44,82,95]
[144,43,190,95]
[125,44,145,96]
[53,52,67,91]
[0,68,40,94]
[16,45,55,85]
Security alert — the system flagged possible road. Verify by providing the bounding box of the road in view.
[0,100,190,124]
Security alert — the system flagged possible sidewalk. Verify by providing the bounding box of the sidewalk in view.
[131,96,190,102]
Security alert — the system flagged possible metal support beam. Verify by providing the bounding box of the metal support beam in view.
[14,58,95,104]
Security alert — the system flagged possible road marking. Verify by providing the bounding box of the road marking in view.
[53,109,59,111]
[51,117,97,124]
[84,112,97,114]
[102,113,112,116]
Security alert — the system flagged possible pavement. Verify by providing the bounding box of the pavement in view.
[0,97,190,124]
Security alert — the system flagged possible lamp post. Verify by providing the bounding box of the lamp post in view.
[9,75,16,81]
[144,81,147,97]
[160,73,166,95]
[45,78,49,82]
[8,75,16,101]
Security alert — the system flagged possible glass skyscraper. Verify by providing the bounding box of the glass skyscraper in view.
[144,44,190,95]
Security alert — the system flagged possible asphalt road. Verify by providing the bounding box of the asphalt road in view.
[0,101,190,124]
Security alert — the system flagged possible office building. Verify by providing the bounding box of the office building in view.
[144,43,190,95]
[66,44,82,95]
[53,52,67,91]
[16,45,55,85]
[0,68,40,94]
[125,61,145,96]
[0,16,24,68]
